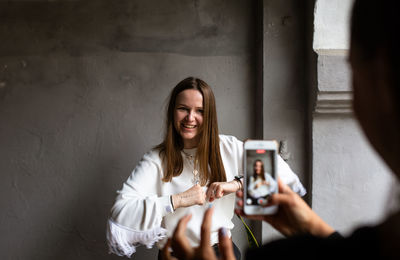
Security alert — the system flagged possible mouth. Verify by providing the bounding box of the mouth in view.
[182,124,197,129]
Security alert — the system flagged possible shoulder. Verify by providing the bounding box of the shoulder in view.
[141,148,162,163]
[219,134,243,147]
[218,134,244,176]
[134,148,163,171]
[218,134,243,155]
[218,134,243,165]
[127,149,163,182]
[145,148,162,160]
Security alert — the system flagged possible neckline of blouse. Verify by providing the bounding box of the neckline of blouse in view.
[182,147,197,157]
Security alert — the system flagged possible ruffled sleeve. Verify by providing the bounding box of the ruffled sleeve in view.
[106,151,172,257]
[276,155,307,196]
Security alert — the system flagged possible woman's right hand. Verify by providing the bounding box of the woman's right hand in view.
[172,184,206,209]
[235,179,335,237]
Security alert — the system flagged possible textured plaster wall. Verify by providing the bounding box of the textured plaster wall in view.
[0,1,256,259]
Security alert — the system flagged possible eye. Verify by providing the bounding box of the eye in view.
[197,109,204,114]
[177,107,188,111]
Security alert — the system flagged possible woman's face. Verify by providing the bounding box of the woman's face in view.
[174,89,204,149]
[254,161,263,175]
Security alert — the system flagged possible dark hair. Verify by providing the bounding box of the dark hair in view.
[156,77,226,186]
[351,0,400,113]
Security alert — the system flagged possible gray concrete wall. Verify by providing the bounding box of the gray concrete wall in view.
[0,1,256,259]
[260,0,308,243]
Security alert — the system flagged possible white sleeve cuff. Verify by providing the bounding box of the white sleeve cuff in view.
[107,218,167,258]
[156,195,175,216]
[288,180,307,197]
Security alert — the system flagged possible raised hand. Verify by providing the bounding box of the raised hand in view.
[235,179,335,237]
[206,181,240,202]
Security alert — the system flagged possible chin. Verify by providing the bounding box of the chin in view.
[181,133,200,146]
[180,133,197,140]
[182,135,197,142]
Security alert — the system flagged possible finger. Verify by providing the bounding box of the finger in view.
[206,184,215,201]
[234,193,242,212]
[236,199,243,208]
[277,178,293,194]
[209,191,217,202]
[267,192,292,206]
[200,206,214,249]
[218,228,235,260]
[215,185,223,198]
[171,214,193,258]
[174,214,192,237]
[161,238,176,260]
[236,190,243,198]
[205,192,211,202]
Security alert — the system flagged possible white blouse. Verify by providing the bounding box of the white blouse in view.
[248,174,278,199]
[107,135,306,257]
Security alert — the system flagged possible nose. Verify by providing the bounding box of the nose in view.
[186,110,195,121]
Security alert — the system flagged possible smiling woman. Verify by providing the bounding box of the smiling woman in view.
[106,77,306,259]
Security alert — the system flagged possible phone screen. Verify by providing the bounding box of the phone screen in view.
[245,149,277,206]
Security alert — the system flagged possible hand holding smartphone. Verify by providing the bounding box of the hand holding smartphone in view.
[243,140,278,215]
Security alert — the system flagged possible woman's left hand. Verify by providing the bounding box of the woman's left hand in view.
[206,181,240,202]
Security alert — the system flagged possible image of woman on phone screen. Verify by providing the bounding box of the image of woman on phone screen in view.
[247,159,278,205]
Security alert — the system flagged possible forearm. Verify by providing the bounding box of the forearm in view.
[234,175,244,191]
[171,193,182,210]
[231,179,242,192]
[307,216,335,237]
[171,184,206,209]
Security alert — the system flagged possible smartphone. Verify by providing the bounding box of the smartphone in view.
[243,140,278,215]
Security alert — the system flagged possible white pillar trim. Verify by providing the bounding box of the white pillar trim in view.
[315,91,352,114]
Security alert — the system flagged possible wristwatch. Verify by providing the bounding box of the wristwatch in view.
[234,175,243,181]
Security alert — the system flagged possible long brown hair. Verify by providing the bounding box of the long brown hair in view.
[253,159,266,181]
[155,77,226,186]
